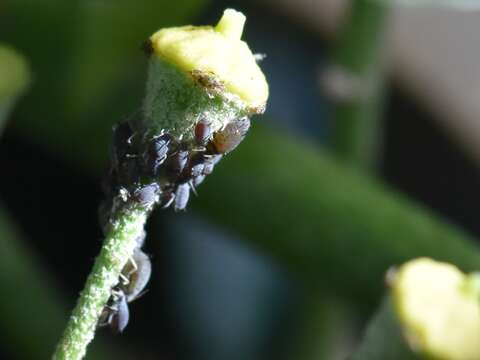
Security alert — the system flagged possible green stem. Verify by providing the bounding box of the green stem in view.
[0,44,30,131]
[52,203,149,360]
[53,51,252,359]
[194,125,480,309]
[331,0,389,169]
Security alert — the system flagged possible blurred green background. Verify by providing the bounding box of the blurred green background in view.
[2,0,480,359]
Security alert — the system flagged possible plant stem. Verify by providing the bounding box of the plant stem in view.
[52,203,149,360]
[52,14,264,358]
[0,44,30,131]
[331,0,389,169]
[52,10,267,358]
[194,125,480,310]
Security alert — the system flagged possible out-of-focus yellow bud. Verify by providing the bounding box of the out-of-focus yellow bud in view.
[391,258,480,360]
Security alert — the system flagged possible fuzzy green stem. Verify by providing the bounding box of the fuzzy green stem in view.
[52,203,149,360]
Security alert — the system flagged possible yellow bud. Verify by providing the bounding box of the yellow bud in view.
[149,9,268,111]
[391,258,480,360]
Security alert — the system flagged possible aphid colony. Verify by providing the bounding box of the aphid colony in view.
[99,115,251,332]
[102,115,250,213]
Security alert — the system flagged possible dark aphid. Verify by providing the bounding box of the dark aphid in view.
[168,148,189,176]
[110,292,130,333]
[202,161,214,175]
[123,250,152,302]
[208,117,251,154]
[144,134,171,176]
[99,289,130,333]
[99,249,151,333]
[202,156,219,175]
[174,183,190,211]
[192,175,205,187]
[183,151,217,179]
[132,183,160,208]
[160,189,175,209]
[184,153,206,178]
[194,118,212,146]
[190,162,204,178]
[140,39,154,56]
[210,154,223,165]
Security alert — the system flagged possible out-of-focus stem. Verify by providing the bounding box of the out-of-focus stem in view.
[0,44,30,132]
[330,0,389,169]
[194,125,480,309]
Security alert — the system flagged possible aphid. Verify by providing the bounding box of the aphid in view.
[132,183,160,208]
[198,154,221,176]
[164,147,188,177]
[99,289,130,333]
[160,189,175,209]
[176,152,204,183]
[111,294,130,333]
[144,134,171,176]
[211,154,223,165]
[99,249,151,333]
[208,117,251,154]
[174,182,190,211]
[122,249,152,302]
[194,118,212,146]
[192,175,205,187]
[190,162,204,177]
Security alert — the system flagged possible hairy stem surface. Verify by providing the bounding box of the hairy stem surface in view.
[53,204,148,360]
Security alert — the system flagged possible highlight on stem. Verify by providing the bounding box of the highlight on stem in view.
[53,8,269,360]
